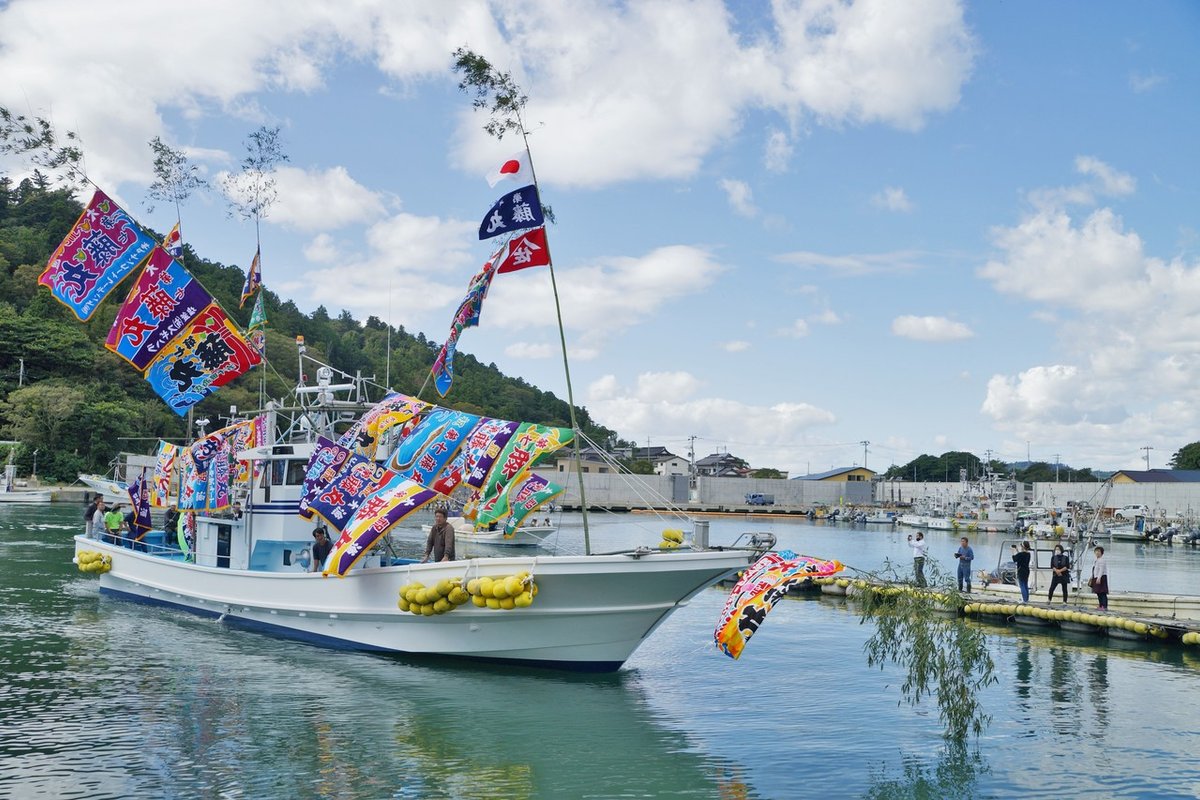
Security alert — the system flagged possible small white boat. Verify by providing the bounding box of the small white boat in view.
[0,463,51,503]
[421,516,557,548]
[863,511,897,525]
[77,473,129,503]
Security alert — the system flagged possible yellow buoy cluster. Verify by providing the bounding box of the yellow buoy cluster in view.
[76,551,111,574]
[962,603,1168,638]
[659,529,684,549]
[1182,632,1200,646]
[466,572,538,610]
[397,578,471,616]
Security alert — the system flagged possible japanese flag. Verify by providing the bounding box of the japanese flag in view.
[486,151,531,187]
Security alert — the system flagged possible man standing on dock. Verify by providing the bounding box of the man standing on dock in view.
[908,532,928,587]
[954,537,975,593]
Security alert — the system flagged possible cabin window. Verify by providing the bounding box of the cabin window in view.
[286,460,308,486]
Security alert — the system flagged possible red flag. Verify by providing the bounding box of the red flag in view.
[486,151,531,187]
[497,227,550,274]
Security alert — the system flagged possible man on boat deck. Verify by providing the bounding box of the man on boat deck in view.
[89,499,107,540]
[423,509,456,562]
[311,526,334,573]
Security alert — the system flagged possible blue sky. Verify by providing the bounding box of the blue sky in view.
[2,1,1198,475]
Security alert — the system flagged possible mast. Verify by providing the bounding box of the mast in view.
[517,128,592,555]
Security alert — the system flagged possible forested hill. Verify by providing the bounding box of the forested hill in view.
[0,176,618,482]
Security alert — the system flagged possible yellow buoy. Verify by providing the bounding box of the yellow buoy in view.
[478,577,494,597]
[513,591,533,608]
[471,595,487,608]
[504,576,523,597]
[500,597,516,610]
[486,597,501,610]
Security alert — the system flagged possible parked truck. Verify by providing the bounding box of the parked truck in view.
[745,492,775,506]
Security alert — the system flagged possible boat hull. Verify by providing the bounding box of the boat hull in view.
[76,536,753,671]
[0,489,52,503]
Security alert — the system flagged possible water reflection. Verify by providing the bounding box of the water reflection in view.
[864,745,988,800]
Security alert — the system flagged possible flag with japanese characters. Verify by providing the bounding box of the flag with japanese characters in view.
[476,472,563,536]
[163,221,183,258]
[459,418,520,489]
[431,333,458,398]
[477,422,574,511]
[205,439,232,511]
[39,189,156,321]
[323,475,439,577]
[387,407,480,486]
[150,441,178,508]
[299,436,397,532]
[336,391,430,459]
[104,246,213,370]
[127,469,155,541]
[479,184,544,241]
[247,291,267,330]
[143,304,262,415]
[497,227,550,274]
[240,246,261,307]
[714,551,845,660]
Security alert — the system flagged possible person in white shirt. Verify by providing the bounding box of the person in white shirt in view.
[908,531,928,587]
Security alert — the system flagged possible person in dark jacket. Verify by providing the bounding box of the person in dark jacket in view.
[311,526,334,573]
[1011,541,1033,602]
[1048,544,1070,602]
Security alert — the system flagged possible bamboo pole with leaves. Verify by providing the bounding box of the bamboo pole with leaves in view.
[146,136,206,249]
[452,48,589,552]
[0,106,87,189]
[220,126,288,408]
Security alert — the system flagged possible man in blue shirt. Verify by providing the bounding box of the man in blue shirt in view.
[954,537,975,592]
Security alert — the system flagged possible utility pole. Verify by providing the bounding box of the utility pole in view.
[1142,445,1153,470]
[1054,453,1060,482]
[860,440,870,469]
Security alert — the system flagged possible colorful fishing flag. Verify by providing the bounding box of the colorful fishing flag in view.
[475,472,563,536]
[486,150,532,187]
[177,447,208,511]
[714,551,845,660]
[103,246,213,370]
[478,422,574,506]
[479,184,544,240]
[239,246,261,307]
[497,227,550,274]
[39,189,155,321]
[205,439,232,511]
[150,441,178,508]
[324,474,439,577]
[247,290,266,329]
[336,391,430,460]
[431,335,458,397]
[143,304,261,415]
[126,469,155,541]
[387,407,480,486]
[460,418,519,489]
[299,436,397,532]
[163,222,183,258]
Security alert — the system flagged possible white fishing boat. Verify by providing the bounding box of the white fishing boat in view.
[0,458,52,503]
[75,419,763,670]
[421,516,557,548]
[76,473,129,503]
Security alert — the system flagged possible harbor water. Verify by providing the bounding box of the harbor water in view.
[3,504,1200,799]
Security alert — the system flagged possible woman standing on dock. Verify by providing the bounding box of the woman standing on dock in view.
[1048,544,1070,603]
[1090,546,1109,610]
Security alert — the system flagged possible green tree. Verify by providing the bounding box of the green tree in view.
[1169,442,1200,470]
[751,467,787,479]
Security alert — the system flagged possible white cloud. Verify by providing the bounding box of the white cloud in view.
[0,0,976,192]
[777,319,810,338]
[485,245,726,347]
[303,233,339,263]
[776,249,926,275]
[1029,155,1137,209]
[722,340,751,352]
[871,186,914,212]
[1074,156,1136,197]
[1129,71,1166,93]
[505,342,555,359]
[217,165,386,232]
[718,178,758,218]
[891,315,973,341]
[812,309,842,325]
[585,371,837,473]
[764,128,793,172]
[298,211,476,318]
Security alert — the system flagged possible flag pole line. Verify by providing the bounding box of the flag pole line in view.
[518,128,591,555]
